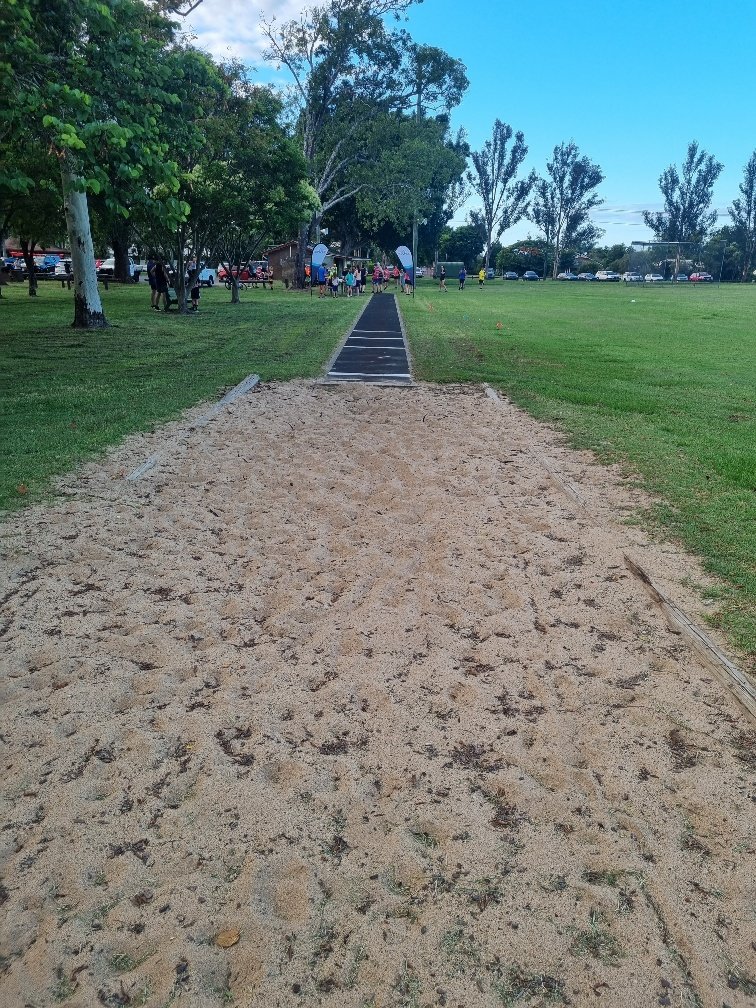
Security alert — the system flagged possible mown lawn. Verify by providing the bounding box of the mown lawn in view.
[402,278,756,659]
[0,279,361,510]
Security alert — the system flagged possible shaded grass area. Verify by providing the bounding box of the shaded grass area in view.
[402,279,756,658]
[0,281,360,512]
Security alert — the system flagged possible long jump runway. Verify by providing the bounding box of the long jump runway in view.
[325,293,412,384]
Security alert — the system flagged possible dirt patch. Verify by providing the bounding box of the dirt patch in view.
[0,380,753,1007]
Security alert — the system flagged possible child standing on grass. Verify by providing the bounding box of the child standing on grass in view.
[478,267,485,288]
[458,266,466,290]
[439,265,447,291]
[189,278,200,312]
[345,267,355,297]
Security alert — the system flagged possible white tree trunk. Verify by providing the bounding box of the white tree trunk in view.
[60,161,108,328]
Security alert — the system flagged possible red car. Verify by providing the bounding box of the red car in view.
[689,272,713,282]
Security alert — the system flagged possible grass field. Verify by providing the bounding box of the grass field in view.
[0,279,361,509]
[400,278,756,657]
[1,276,754,658]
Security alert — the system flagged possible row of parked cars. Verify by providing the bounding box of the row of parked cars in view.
[556,269,714,283]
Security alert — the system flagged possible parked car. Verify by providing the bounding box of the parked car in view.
[689,272,713,282]
[644,273,664,282]
[97,257,141,280]
[595,270,621,281]
[54,259,73,276]
[557,271,578,281]
[522,271,540,281]
[503,271,519,280]
[673,273,689,281]
[577,272,595,281]
[415,267,425,278]
[486,267,495,280]
[622,272,644,283]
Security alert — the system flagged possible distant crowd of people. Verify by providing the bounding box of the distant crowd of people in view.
[311,262,414,298]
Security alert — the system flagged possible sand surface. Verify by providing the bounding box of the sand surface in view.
[1,380,754,1008]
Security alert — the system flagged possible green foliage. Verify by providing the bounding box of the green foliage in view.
[467,120,535,268]
[439,219,485,269]
[532,142,604,276]
[644,141,724,243]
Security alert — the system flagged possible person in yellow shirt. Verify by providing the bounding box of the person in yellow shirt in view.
[478,268,485,288]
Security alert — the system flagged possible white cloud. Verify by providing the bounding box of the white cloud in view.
[183,0,310,64]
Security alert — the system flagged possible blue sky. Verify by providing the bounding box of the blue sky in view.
[189,0,755,248]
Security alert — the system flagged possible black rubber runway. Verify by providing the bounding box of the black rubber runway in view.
[326,294,412,383]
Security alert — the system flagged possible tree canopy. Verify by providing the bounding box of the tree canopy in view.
[643,141,723,244]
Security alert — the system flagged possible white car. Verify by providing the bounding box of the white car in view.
[622,272,644,283]
[595,270,621,281]
[644,273,664,282]
[415,267,425,277]
[54,259,72,276]
[98,257,141,279]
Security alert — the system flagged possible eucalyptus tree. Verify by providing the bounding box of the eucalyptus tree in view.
[643,141,723,244]
[728,151,756,281]
[260,0,467,283]
[466,120,535,270]
[532,142,604,278]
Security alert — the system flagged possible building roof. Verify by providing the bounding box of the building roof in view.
[264,241,314,255]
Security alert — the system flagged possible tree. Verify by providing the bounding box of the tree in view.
[261,1,466,285]
[351,115,466,254]
[728,150,756,281]
[438,218,485,270]
[160,62,314,308]
[643,141,723,244]
[532,142,604,278]
[466,120,535,269]
[1,0,189,327]
[261,0,419,284]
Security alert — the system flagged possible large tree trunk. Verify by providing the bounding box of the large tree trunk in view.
[111,223,131,283]
[60,161,108,329]
[20,238,38,296]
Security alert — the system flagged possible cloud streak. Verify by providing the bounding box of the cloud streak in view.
[185,0,310,64]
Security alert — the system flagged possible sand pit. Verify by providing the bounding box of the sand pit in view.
[1,380,754,1008]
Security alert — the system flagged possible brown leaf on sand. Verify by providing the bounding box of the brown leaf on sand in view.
[214,929,240,948]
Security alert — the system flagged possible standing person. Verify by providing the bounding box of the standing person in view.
[478,267,485,288]
[359,264,366,294]
[189,276,201,312]
[403,270,413,294]
[392,264,400,287]
[152,259,170,311]
[317,263,327,297]
[147,255,158,309]
[439,265,447,291]
[458,266,466,290]
[345,266,355,297]
[329,269,340,297]
[372,262,381,293]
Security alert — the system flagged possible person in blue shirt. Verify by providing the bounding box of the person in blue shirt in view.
[458,266,466,290]
[317,263,327,298]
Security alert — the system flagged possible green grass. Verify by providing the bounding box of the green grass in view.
[400,278,756,659]
[0,279,361,510]
[2,276,755,659]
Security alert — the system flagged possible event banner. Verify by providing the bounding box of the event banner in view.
[395,245,413,271]
[311,244,329,267]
